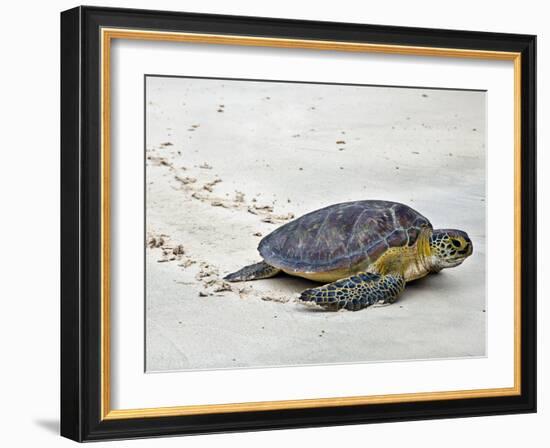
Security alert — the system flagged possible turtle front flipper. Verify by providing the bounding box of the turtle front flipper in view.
[299,272,405,311]
[224,261,281,282]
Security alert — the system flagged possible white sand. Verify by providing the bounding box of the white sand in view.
[145,76,486,372]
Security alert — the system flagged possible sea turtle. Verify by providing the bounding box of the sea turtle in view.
[224,200,473,311]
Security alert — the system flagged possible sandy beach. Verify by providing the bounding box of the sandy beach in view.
[144,76,486,372]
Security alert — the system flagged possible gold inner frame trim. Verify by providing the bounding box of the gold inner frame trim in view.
[100,27,522,420]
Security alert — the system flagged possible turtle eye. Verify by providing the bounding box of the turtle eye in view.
[451,238,461,248]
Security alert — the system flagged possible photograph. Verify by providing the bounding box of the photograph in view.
[57,4,537,442]
[144,75,486,372]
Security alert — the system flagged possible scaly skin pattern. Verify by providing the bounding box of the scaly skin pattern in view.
[429,229,473,268]
[299,272,405,311]
[224,261,281,282]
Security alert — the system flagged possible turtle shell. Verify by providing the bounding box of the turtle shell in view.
[258,200,432,273]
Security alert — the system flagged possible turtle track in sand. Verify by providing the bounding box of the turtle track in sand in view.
[147,230,295,304]
[146,143,297,304]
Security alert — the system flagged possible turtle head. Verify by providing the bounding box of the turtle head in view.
[429,229,473,271]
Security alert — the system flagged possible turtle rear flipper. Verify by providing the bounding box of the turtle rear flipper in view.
[224,261,281,282]
[299,272,405,311]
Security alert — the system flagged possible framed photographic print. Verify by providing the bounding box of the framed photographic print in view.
[60,6,536,442]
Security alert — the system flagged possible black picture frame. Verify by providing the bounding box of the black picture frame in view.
[61,5,536,442]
